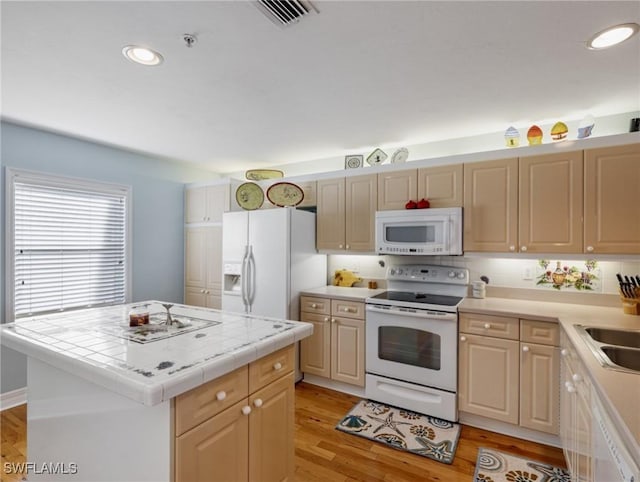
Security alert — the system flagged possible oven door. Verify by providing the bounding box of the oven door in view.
[365,304,457,392]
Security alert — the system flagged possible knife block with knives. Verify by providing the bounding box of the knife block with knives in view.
[617,273,640,315]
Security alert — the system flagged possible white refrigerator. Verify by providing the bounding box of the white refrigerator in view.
[222,208,326,322]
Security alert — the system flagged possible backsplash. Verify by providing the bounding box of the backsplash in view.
[327,254,640,296]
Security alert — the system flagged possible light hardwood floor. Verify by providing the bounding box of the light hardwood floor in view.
[1,382,566,482]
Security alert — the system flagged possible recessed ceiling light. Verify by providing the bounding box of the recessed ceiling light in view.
[587,23,639,50]
[122,45,164,66]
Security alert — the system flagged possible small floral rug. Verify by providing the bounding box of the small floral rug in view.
[474,447,571,482]
[335,400,461,464]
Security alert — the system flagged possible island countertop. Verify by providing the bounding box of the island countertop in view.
[0,301,313,406]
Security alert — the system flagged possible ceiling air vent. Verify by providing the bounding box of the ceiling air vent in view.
[254,0,317,28]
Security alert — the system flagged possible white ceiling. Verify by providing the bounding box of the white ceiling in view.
[2,1,639,174]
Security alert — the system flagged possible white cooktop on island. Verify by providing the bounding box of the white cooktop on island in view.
[0,301,312,405]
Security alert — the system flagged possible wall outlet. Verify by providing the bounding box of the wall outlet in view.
[522,266,534,280]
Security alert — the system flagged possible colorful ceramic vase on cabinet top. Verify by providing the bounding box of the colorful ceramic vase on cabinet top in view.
[504,126,520,147]
[527,125,543,145]
[551,121,568,141]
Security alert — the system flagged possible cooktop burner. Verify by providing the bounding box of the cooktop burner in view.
[370,291,463,307]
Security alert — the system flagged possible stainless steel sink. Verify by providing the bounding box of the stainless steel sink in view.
[575,325,640,374]
[585,327,640,349]
[601,346,640,372]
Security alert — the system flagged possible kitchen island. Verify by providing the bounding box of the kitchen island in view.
[0,301,312,482]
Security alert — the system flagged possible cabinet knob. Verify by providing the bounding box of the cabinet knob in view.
[311,303,317,308]
[216,391,226,401]
[346,244,350,249]
[483,323,491,329]
[273,362,282,371]
[331,318,337,323]
[342,307,352,312]
[521,246,527,252]
[509,245,516,252]
[205,290,210,294]
[200,289,205,293]
[202,216,206,221]
[460,336,467,342]
[586,246,594,252]
[561,348,569,357]
[522,345,530,352]
[572,373,582,383]
[253,398,263,408]
[339,244,343,249]
[323,317,329,322]
[241,406,252,416]
[565,383,576,394]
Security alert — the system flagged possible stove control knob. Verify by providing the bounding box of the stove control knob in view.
[456,272,466,279]
[448,271,456,278]
[389,269,396,276]
[396,269,403,275]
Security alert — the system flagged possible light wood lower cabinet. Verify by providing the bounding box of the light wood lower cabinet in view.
[300,296,365,387]
[174,346,295,482]
[459,314,560,435]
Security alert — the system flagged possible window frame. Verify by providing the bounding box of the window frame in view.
[5,167,132,321]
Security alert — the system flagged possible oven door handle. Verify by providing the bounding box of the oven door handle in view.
[366,305,457,322]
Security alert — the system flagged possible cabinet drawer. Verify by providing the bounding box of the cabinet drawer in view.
[460,313,519,340]
[300,296,330,315]
[249,345,294,393]
[175,365,248,436]
[331,299,365,320]
[521,319,559,346]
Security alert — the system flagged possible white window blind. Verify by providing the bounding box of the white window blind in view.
[11,173,129,318]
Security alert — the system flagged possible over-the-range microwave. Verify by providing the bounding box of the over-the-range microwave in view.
[375,207,463,255]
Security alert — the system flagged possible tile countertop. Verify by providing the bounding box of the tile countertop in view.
[0,301,312,406]
[301,285,386,301]
[460,297,640,460]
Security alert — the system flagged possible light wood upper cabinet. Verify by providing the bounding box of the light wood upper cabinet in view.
[317,174,376,252]
[377,169,417,210]
[584,144,640,254]
[519,151,583,253]
[463,158,518,252]
[186,185,229,224]
[345,174,377,251]
[316,178,345,250]
[417,164,463,207]
[297,181,317,208]
[185,226,222,309]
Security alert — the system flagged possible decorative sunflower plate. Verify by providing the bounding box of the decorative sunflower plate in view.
[245,169,284,181]
[266,182,304,207]
[235,182,264,210]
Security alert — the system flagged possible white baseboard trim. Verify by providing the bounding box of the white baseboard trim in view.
[301,374,366,399]
[0,387,27,411]
[459,411,561,448]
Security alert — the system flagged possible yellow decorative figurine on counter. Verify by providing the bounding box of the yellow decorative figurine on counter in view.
[333,269,363,287]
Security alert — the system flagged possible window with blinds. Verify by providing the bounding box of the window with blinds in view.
[9,170,130,319]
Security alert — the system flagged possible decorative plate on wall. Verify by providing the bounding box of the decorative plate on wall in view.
[245,169,284,181]
[235,182,264,210]
[267,182,304,207]
[391,147,409,163]
[366,148,388,166]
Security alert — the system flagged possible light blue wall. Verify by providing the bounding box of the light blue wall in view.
[0,121,218,393]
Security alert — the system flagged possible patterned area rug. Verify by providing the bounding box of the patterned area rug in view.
[474,447,571,482]
[335,400,461,464]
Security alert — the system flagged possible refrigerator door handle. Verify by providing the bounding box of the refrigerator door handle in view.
[247,247,256,312]
[241,247,249,310]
